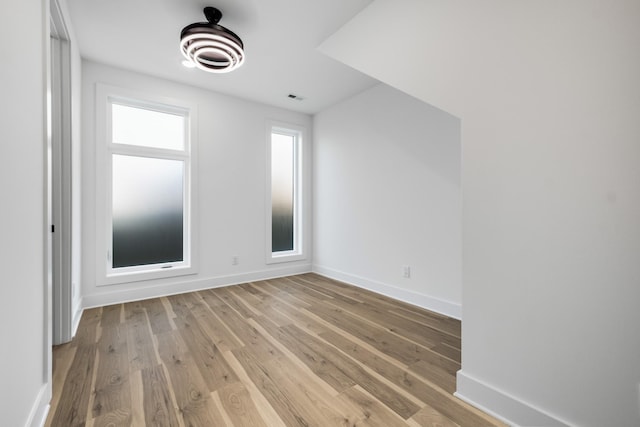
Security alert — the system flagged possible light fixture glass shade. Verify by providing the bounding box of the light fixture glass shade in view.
[180,7,245,73]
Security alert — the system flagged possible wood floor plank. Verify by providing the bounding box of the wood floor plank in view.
[75,307,101,348]
[139,364,181,427]
[164,294,191,320]
[215,381,270,427]
[431,342,462,363]
[231,284,294,327]
[47,274,506,427]
[128,370,145,427]
[282,275,352,303]
[300,273,461,339]
[154,330,226,426]
[320,328,457,396]
[201,290,283,362]
[326,296,460,350]
[232,347,318,427]
[124,303,159,372]
[405,359,457,395]
[389,306,461,339]
[305,302,436,366]
[281,324,421,419]
[409,404,461,427]
[173,313,240,392]
[324,297,441,349]
[220,350,288,427]
[259,317,357,393]
[287,274,365,305]
[100,304,122,328]
[320,330,497,426]
[303,273,441,320]
[299,273,402,308]
[259,279,314,307]
[90,408,132,427]
[262,353,362,426]
[248,283,330,335]
[215,286,262,319]
[183,292,244,352]
[92,325,130,418]
[340,385,409,427]
[144,297,173,335]
[46,343,77,427]
[254,314,355,395]
[49,343,97,426]
[159,297,179,330]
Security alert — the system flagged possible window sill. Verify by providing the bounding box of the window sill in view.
[266,252,306,265]
[99,264,197,286]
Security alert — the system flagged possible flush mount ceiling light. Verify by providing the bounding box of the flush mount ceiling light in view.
[180,6,245,73]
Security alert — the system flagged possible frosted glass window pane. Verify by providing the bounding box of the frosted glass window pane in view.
[271,133,295,252]
[112,154,184,268]
[112,103,185,150]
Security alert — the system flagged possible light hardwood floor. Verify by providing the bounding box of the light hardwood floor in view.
[45,273,505,426]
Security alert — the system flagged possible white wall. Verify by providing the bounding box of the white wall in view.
[313,83,462,318]
[70,13,83,329]
[320,1,640,426]
[0,0,50,426]
[81,61,312,307]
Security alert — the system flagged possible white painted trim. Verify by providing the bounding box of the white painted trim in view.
[637,383,640,422]
[312,264,461,320]
[43,1,54,425]
[26,384,50,427]
[50,0,77,346]
[82,264,312,309]
[94,83,200,287]
[265,120,308,265]
[50,30,74,345]
[71,301,83,337]
[455,371,572,427]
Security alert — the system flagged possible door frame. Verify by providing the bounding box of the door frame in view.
[50,0,73,345]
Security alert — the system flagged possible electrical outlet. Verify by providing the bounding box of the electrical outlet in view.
[402,265,411,278]
[232,255,239,266]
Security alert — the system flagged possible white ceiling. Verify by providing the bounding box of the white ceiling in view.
[65,0,378,114]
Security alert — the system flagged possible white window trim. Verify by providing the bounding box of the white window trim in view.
[266,121,306,264]
[95,84,198,286]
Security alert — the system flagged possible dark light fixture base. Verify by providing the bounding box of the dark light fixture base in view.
[180,6,245,73]
[203,7,222,24]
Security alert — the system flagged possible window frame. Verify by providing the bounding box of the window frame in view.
[266,121,305,264]
[95,84,198,286]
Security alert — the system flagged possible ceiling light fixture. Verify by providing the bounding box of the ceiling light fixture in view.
[180,7,245,73]
[181,59,196,68]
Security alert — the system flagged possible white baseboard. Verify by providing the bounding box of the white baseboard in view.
[26,384,50,427]
[82,264,312,309]
[312,264,461,320]
[455,371,571,427]
[71,300,83,337]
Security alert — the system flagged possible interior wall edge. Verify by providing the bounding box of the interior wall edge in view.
[312,264,461,320]
[71,301,83,338]
[25,383,50,427]
[455,370,572,427]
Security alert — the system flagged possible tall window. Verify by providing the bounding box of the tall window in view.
[97,85,196,284]
[111,153,184,268]
[267,124,304,262]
